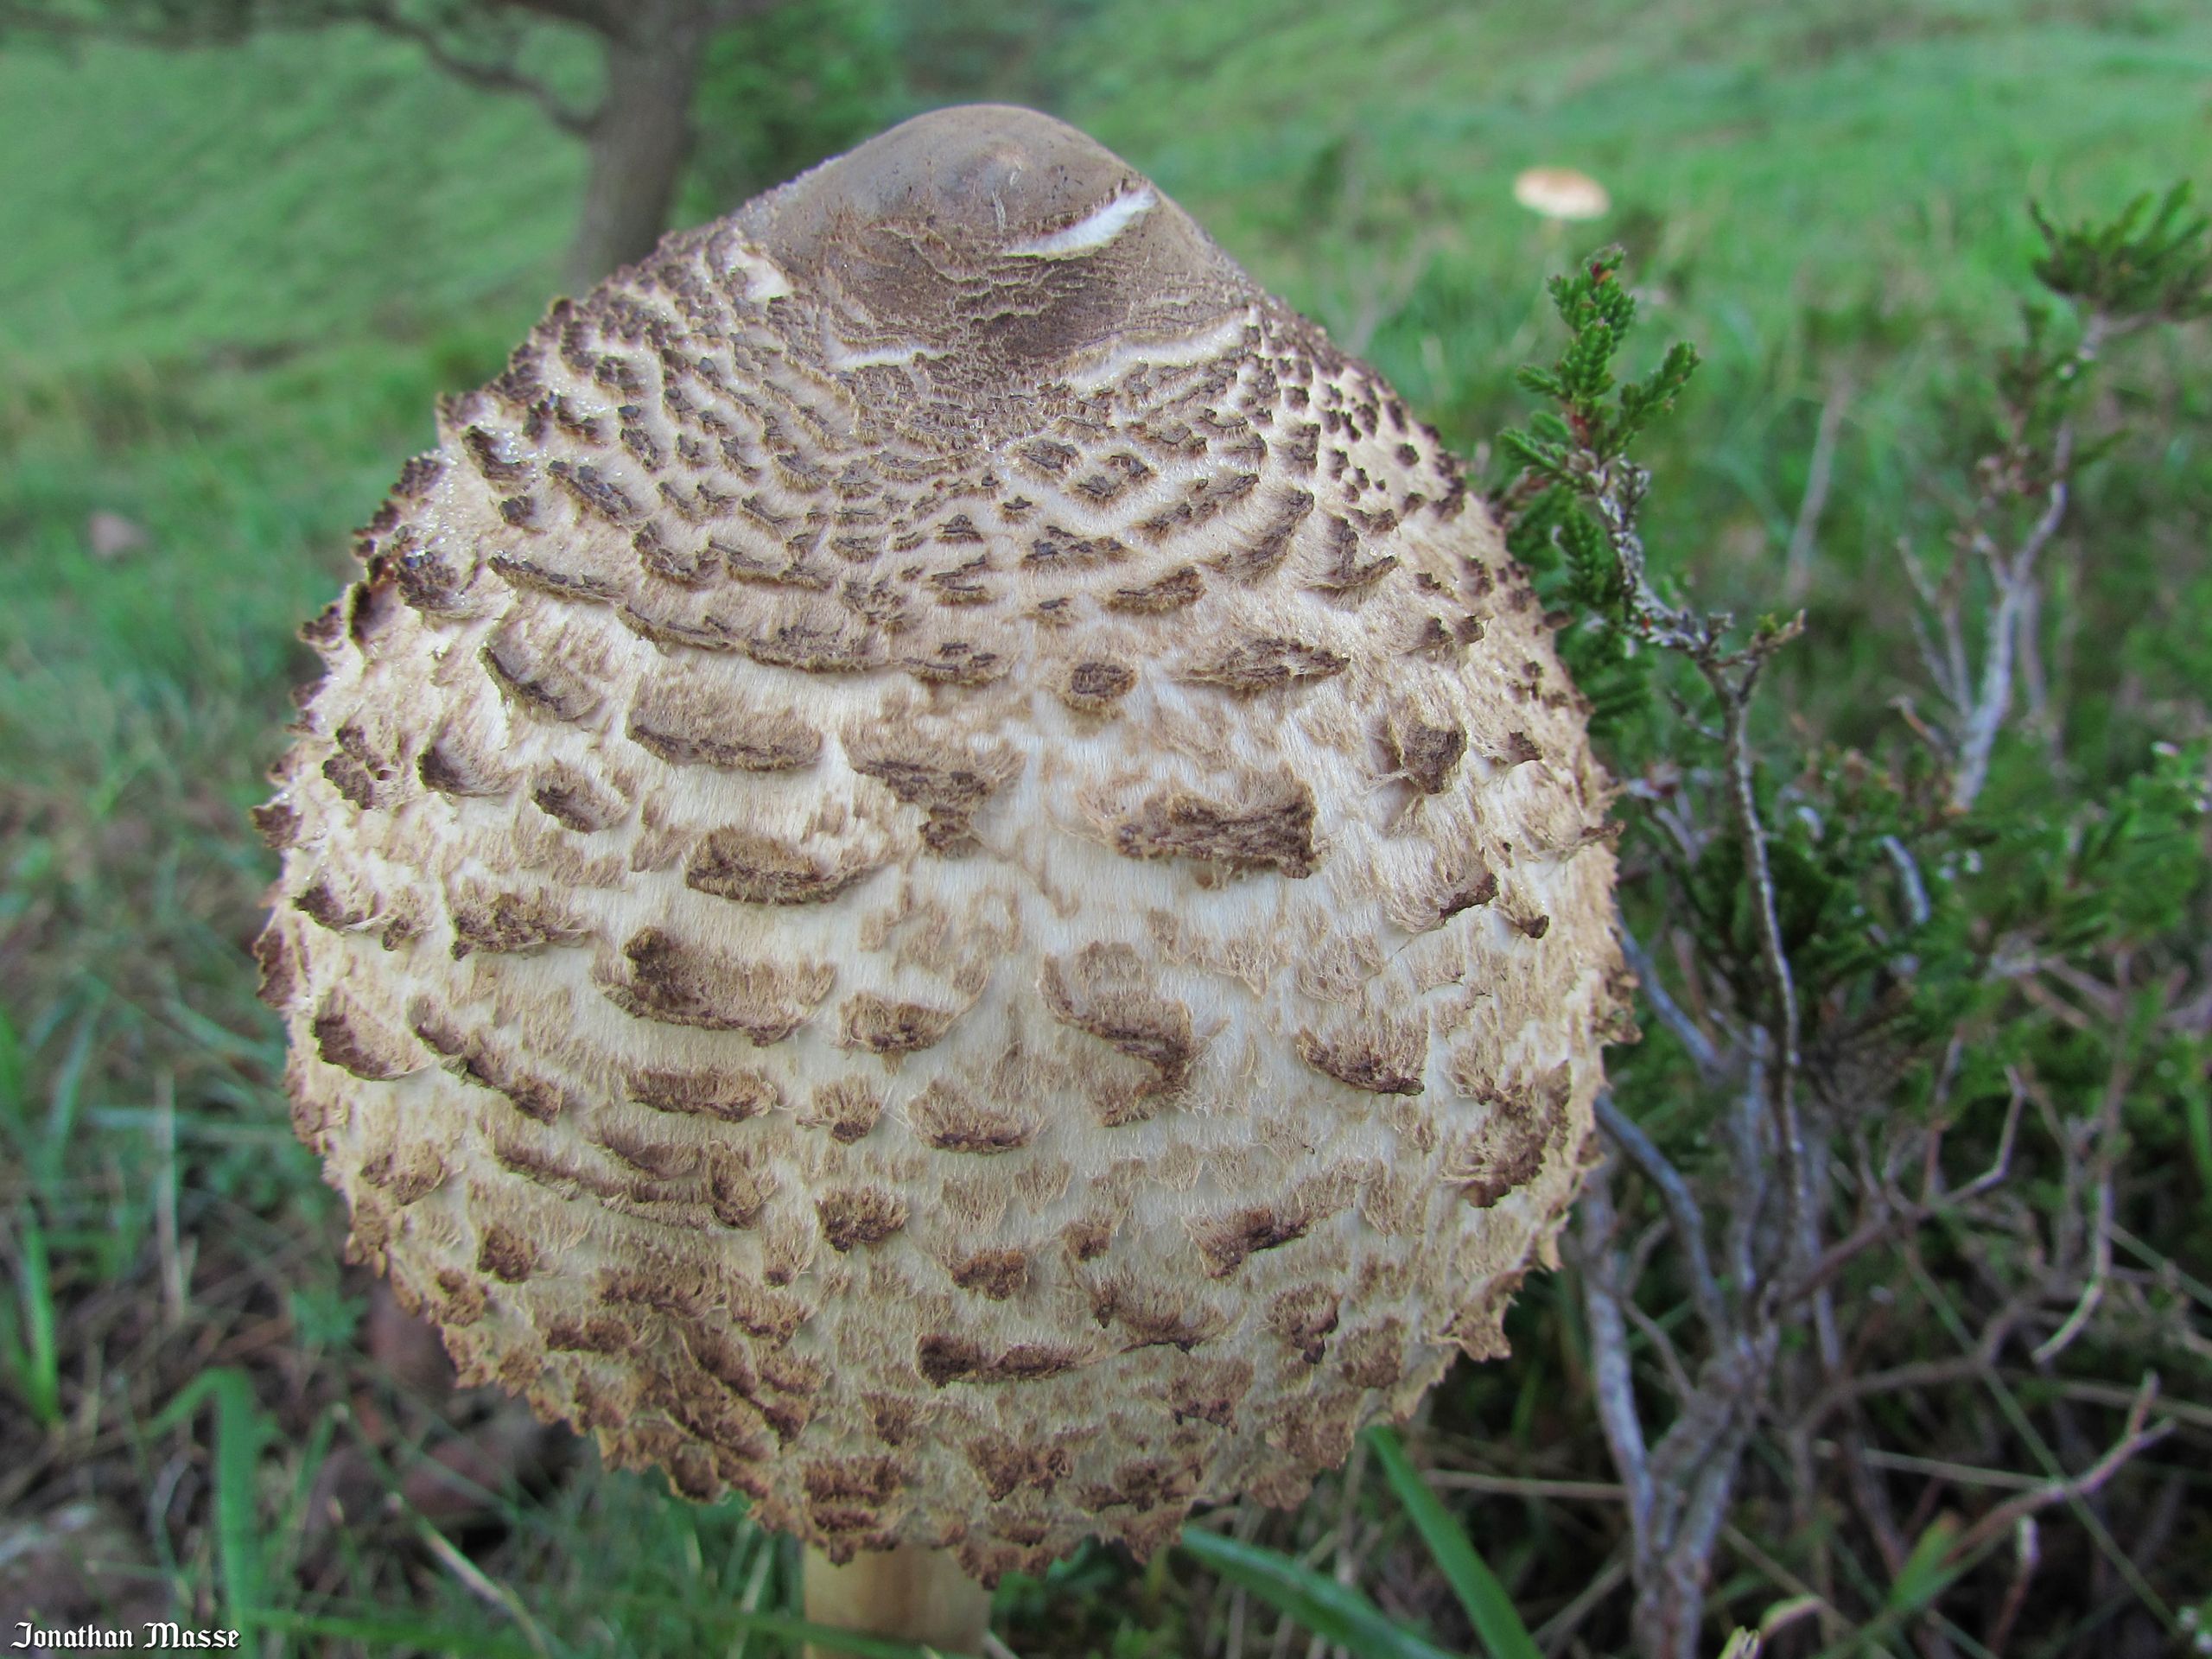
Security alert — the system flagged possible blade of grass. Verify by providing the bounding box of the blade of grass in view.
[1364,1425,1543,1659]
[265,1408,340,1588]
[0,1006,25,1125]
[726,1527,779,1659]
[156,1367,271,1643]
[416,1518,554,1659]
[1805,1520,1975,1659]
[37,997,100,1195]
[2,1209,63,1428]
[1885,1516,1965,1618]
[2179,1066,2212,1198]
[1179,1524,1460,1659]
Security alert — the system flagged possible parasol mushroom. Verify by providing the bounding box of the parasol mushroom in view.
[1512,166,1612,224]
[256,104,1626,1652]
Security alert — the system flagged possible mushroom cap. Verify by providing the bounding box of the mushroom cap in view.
[259,105,1624,1579]
[1511,166,1611,222]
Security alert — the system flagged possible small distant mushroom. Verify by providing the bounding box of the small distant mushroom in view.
[86,509,149,563]
[258,105,1624,1650]
[1513,165,1612,223]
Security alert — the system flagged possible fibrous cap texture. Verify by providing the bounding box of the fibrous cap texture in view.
[258,104,1627,1579]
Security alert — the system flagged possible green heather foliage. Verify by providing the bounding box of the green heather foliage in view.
[2,3,2208,1656]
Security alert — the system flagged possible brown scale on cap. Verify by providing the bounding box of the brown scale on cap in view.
[259,104,1623,1577]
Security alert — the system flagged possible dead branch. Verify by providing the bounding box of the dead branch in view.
[1618,925,1731,1082]
[1783,383,1849,601]
[1598,1093,1728,1333]
[359,2,595,132]
[1575,1156,1657,1539]
[1943,1382,2171,1564]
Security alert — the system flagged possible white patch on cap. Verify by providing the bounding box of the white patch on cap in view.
[721,245,793,302]
[819,315,944,372]
[824,338,937,371]
[1006,185,1158,258]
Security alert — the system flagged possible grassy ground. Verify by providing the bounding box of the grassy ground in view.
[2,2,2208,1654]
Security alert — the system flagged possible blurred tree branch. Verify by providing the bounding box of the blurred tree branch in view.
[0,0,798,283]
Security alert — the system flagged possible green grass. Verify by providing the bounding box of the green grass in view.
[0,29,580,368]
[1363,1427,1541,1659]
[1,3,2208,1653]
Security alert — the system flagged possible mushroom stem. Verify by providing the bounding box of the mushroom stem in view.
[802,1545,991,1658]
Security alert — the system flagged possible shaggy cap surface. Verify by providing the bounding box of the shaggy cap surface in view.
[258,104,1627,1579]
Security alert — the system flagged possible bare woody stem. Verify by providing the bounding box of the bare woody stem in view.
[1700,650,1813,1296]
[1946,310,2113,810]
[803,1545,992,1659]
